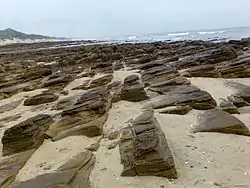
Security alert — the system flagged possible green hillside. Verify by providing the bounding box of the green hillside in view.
[0,28,53,40]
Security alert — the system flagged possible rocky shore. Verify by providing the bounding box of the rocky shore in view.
[0,39,250,188]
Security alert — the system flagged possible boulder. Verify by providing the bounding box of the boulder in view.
[2,114,53,156]
[119,109,177,179]
[23,93,58,106]
[191,109,250,136]
[219,98,239,114]
[13,150,95,188]
[120,75,147,102]
[46,87,111,141]
[0,150,35,188]
[148,85,216,110]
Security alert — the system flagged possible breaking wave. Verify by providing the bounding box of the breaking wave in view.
[168,32,190,37]
[198,30,226,35]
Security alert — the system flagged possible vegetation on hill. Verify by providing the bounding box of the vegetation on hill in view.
[0,28,54,40]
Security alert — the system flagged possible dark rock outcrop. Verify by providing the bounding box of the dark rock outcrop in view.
[89,74,113,89]
[13,150,95,188]
[20,67,52,81]
[218,57,250,78]
[141,65,179,85]
[173,47,237,69]
[2,114,53,156]
[46,87,111,141]
[227,95,249,108]
[148,85,216,110]
[42,73,72,87]
[0,150,35,188]
[23,93,58,106]
[184,64,221,78]
[219,98,239,114]
[119,109,177,179]
[120,75,147,102]
[191,109,250,136]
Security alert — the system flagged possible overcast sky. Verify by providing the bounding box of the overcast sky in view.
[0,0,250,39]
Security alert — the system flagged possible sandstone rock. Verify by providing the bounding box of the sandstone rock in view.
[21,67,52,81]
[227,95,249,108]
[0,99,23,114]
[218,57,250,78]
[13,150,95,188]
[23,93,58,106]
[173,47,237,69]
[111,92,122,103]
[91,62,114,74]
[148,85,216,110]
[108,141,119,150]
[60,90,69,95]
[158,105,192,115]
[185,64,221,78]
[0,150,35,188]
[120,75,147,102]
[234,86,250,103]
[42,73,72,87]
[72,79,91,90]
[141,65,179,85]
[108,130,120,140]
[150,76,190,88]
[2,114,53,156]
[119,109,177,179]
[194,47,237,64]
[107,80,122,90]
[191,109,250,136]
[86,142,100,152]
[46,87,111,141]
[138,61,164,70]
[89,74,113,89]
[219,98,239,114]
[124,74,139,83]
[135,55,156,64]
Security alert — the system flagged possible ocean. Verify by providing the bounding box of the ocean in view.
[101,27,250,43]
